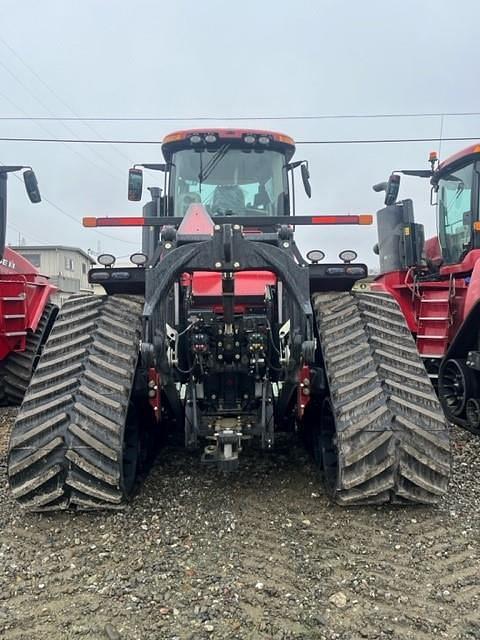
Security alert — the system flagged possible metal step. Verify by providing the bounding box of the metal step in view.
[4,331,27,337]
[417,334,448,339]
[418,316,449,321]
[420,298,450,303]
[4,314,26,319]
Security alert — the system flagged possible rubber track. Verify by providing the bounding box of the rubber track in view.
[313,291,451,505]
[7,294,143,511]
[3,303,58,405]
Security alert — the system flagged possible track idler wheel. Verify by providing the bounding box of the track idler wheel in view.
[439,358,478,418]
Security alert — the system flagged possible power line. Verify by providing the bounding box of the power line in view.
[0,35,133,165]
[297,136,480,145]
[38,192,139,246]
[0,56,124,182]
[0,135,478,145]
[0,87,122,183]
[2,163,138,246]
[0,111,479,122]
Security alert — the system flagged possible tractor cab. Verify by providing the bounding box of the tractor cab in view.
[127,128,311,221]
[87,128,369,296]
[432,145,480,266]
[164,129,295,218]
[373,144,480,272]
[125,129,314,262]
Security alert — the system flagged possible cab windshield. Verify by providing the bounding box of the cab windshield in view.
[170,147,288,217]
[438,162,474,264]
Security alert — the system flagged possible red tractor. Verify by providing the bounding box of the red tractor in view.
[0,166,57,404]
[8,129,449,511]
[371,143,480,433]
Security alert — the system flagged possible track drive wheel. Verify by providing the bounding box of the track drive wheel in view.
[310,291,451,505]
[2,303,58,405]
[8,294,145,511]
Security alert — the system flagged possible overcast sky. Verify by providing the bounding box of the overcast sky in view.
[1,0,479,266]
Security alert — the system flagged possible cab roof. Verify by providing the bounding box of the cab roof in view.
[437,142,480,173]
[161,128,296,161]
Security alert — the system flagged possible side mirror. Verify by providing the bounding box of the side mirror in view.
[23,169,41,203]
[128,168,143,201]
[301,163,312,198]
[372,173,400,206]
[384,173,400,205]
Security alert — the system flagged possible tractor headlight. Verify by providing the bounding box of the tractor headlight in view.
[258,136,270,145]
[243,134,256,144]
[306,250,325,263]
[339,250,357,263]
[189,134,203,144]
[204,134,218,144]
[130,252,148,266]
[98,253,116,267]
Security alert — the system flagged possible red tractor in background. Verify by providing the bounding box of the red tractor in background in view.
[0,166,57,404]
[371,143,480,434]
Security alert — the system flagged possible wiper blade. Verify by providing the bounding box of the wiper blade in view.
[198,144,230,183]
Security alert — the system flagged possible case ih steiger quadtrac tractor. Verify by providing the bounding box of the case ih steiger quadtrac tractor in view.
[7,129,450,511]
[371,143,480,435]
[0,166,57,405]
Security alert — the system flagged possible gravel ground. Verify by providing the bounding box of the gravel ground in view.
[0,408,479,640]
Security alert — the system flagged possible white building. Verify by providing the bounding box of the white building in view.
[11,245,95,306]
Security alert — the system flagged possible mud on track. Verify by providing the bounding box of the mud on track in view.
[0,409,479,640]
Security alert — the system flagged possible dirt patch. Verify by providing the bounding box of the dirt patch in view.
[0,411,479,640]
